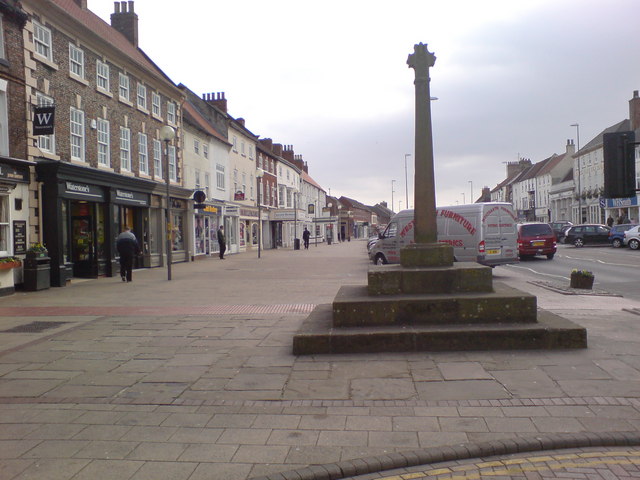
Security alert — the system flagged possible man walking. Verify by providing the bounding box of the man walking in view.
[302,227,310,249]
[116,226,140,282]
[217,225,226,259]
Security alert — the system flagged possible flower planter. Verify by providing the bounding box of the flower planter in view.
[570,273,594,289]
[0,261,21,270]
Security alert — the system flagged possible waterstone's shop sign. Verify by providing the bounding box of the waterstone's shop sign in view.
[114,189,149,206]
[62,181,105,201]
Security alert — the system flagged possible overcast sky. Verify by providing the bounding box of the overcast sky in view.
[91,0,640,210]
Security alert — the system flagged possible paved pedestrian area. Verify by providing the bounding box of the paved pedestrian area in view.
[1,241,640,479]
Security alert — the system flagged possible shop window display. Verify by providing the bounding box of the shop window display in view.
[171,213,184,251]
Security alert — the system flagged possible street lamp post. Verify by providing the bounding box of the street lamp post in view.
[570,123,581,223]
[256,168,264,258]
[159,125,176,281]
[468,180,473,203]
[404,153,411,209]
[391,179,396,212]
[461,192,465,204]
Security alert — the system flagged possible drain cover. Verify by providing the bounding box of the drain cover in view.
[1,321,68,333]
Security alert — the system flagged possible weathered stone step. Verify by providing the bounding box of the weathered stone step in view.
[333,282,537,327]
[292,304,587,355]
[368,261,493,295]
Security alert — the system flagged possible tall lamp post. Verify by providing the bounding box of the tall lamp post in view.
[570,123,581,222]
[159,125,176,281]
[256,168,264,258]
[391,179,396,212]
[468,180,473,203]
[404,153,411,209]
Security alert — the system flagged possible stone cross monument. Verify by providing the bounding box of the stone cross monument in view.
[403,43,453,267]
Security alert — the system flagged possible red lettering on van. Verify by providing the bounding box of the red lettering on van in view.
[439,239,463,247]
[399,219,415,238]
[482,206,498,221]
[438,209,476,235]
[500,206,517,221]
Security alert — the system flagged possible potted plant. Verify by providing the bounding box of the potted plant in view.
[570,269,594,289]
[26,242,48,258]
[0,256,21,270]
[24,242,50,291]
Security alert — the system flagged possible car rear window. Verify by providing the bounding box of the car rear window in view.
[521,224,553,236]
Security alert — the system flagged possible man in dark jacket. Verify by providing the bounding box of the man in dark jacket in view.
[116,227,140,282]
[217,225,226,259]
[302,227,310,249]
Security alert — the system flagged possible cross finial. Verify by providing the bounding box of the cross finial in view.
[407,43,436,80]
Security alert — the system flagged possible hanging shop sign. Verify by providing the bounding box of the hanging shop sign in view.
[33,105,55,135]
[0,161,29,183]
[192,190,207,209]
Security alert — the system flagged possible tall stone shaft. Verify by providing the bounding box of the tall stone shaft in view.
[407,43,437,244]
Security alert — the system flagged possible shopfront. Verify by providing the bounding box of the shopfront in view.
[193,204,222,258]
[36,160,157,286]
[0,156,33,294]
[223,205,239,254]
[239,207,258,252]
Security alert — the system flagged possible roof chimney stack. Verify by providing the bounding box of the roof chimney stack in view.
[73,0,88,8]
[111,1,138,47]
[630,90,640,132]
[203,92,227,113]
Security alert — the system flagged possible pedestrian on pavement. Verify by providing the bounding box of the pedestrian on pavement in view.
[302,227,310,249]
[217,225,226,259]
[116,226,141,282]
[607,215,614,227]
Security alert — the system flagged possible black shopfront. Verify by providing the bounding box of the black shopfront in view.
[36,160,157,286]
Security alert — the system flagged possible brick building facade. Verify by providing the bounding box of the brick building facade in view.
[19,0,190,286]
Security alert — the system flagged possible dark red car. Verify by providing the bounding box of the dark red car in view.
[517,222,557,259]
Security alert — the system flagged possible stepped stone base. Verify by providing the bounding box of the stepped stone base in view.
[368,262,493,295]
[337,282,536,327]
[293,304,587,355]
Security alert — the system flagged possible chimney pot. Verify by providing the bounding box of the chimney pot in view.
[111,0,139,46]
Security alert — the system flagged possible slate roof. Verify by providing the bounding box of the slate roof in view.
[182,101,230,146]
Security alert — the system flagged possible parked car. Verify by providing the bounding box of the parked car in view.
[517,223,557,259]
[609,223,638,248]
[564,224,611,247]
[549,221,573,242]
[623,225,640,250]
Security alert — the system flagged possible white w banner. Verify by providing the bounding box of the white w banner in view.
[33,105,55,135]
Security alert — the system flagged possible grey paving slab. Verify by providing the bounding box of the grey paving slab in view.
[438,362,493,380]
[129,461,197,480]
[72,440,139,459]
[416,380,510,400]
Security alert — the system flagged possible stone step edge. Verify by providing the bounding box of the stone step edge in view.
[248,432,640,480]
[293,305,587,354]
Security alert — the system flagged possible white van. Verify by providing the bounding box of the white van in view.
[369,202,519,267]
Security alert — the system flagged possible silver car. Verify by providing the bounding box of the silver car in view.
[624,225,640,250]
